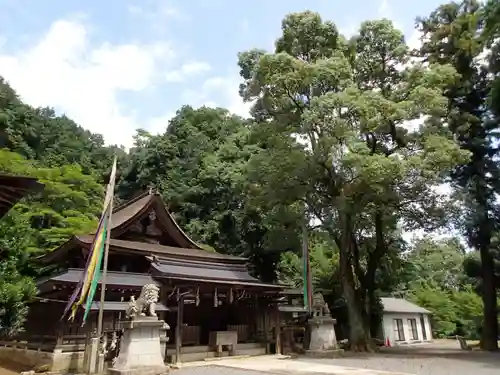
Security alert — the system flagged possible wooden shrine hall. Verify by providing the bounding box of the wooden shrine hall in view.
[14,191,285,372]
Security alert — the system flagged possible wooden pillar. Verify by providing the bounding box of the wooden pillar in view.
[263,304,269,354]
[253,295,259,341]
[274,304,282,355]
[55,321,64,347]
[56,331,63,347]
[175,294,184,364]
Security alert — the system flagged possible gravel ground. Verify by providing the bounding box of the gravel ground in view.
[301,341,500,375]
[0,367,17,375]
[171,341,500,375]
[2,341,499,375]
[0,359,27,375]
[174,366,271,375]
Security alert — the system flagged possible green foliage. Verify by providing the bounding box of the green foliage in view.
[451,286,484,339]
[417,0,500,349]
[0,213,37,336]
[408,283,483,339]
[0,77,126,176]
[119,106,301,282]
[0,78,114,336]
[463,235,500,290]
[394,237,486,339]
[0,150,103,335]
[409,284,460,337]
[238,11,466,350]
[0,2,499,349]
[0,263,35,337]
[0,149,103,255]
[400,237,469,291]
[277,232,340,292]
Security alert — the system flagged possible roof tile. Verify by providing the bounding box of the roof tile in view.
[381,297,430,314]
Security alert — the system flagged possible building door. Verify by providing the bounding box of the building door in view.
[420,314,427,340]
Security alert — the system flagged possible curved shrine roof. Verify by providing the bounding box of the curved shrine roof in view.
[34,190,283,290]
[38,190,247,264]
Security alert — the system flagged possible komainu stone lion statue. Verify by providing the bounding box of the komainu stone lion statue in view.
[312,292,331,317]
[125,283,160,319]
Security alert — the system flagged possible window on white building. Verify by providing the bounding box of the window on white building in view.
[408,318,418,340]
[393,318,405,341]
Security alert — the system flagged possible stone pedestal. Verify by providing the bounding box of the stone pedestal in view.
[109,317,169,375]
[83,336,100,373]
[305,316,343,358]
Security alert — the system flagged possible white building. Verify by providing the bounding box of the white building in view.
[380,297,433,345]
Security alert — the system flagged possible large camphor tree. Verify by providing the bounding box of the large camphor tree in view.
[237,12,467,350]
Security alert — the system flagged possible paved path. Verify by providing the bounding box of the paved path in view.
[216,356,409,375]
[174,355,410,375]
[175,342,500,375]
[2,341,498,375]
[302,342,500,375]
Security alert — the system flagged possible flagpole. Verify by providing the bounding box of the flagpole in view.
[306,241,313,312]
[302,213,311,314]
[304,208,314,314]
[97,156,117,337]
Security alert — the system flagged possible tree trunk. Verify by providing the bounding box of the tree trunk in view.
[366,286,379,338]
[342,275,371,351]
[364,211,387,338]
[479,244,498,351]
[476,191,498,351]
[339,212,373,352]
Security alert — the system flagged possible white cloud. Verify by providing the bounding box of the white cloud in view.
[202,76,252,117]
[407,29,424,50]
[127,0,186,34]
[147,111,176,135]
[127,5,143,16]
[164,71,183,82]
[240,19,250,34]
[376,0,404,31]
[180,75,252,118]
[127,2,181,20]
[0,18,175,148]
[378,0,390,17]
[339,21,358,39]
[183,61,211,75]
[148,74,252,136]
[165,60,211,82]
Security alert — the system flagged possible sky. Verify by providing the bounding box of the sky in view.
[0,0,446,148]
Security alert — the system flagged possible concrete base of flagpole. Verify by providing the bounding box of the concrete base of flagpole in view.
[83,336,100,374]
[97,353,105,373]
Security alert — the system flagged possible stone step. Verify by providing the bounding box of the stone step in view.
[165,342,264,355]
[167,346,267,363]
[235,343,265,350]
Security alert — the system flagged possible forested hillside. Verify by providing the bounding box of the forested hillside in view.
[0,0,499,351]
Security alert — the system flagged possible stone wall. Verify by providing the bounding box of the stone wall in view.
[51,349,85,372]
[0,346,53,369]
[0,346,85,373]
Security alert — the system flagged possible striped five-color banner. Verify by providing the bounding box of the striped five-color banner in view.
[61,158,117,326]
